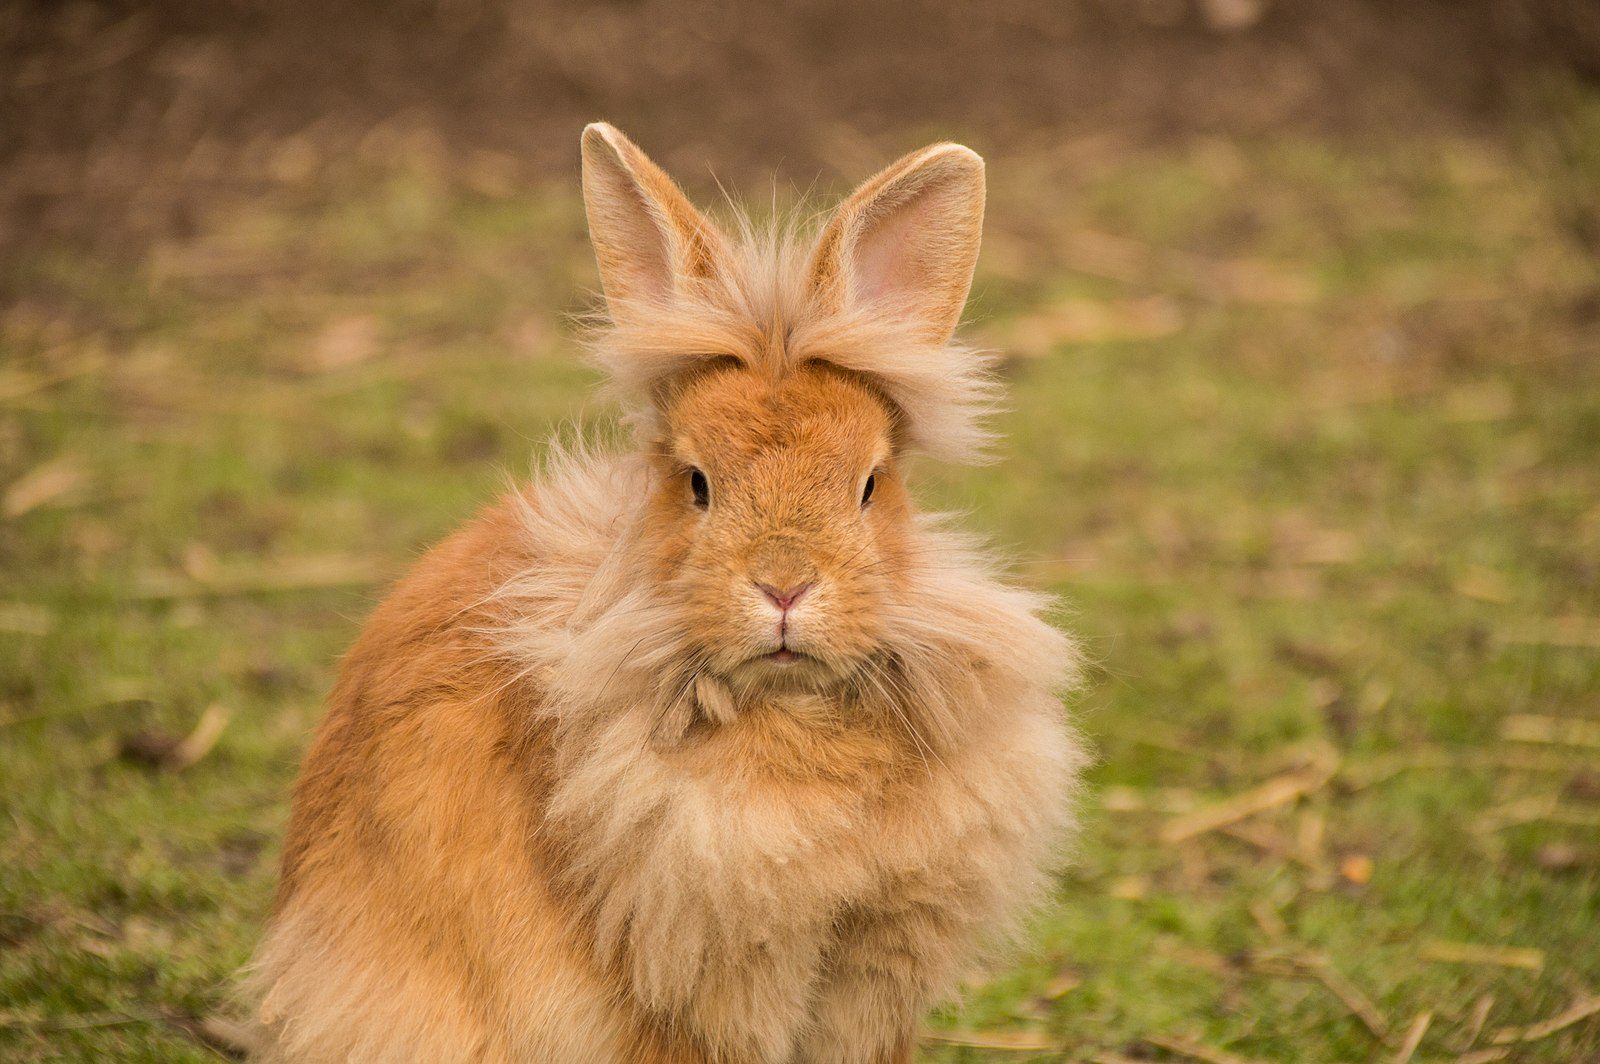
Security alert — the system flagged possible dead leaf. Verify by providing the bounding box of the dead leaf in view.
[307,315,379,372]
[181,543,220,582]
[1455,566,1512,603]
[3,455,88,518]
[1535,843,1581,872]
[1339,854,1374,885]
[1109,875,1150,900]
[1198,0,1269,33]
[119,705,230,771]
[1042,971,1082,999]
[1566,771,1600,801]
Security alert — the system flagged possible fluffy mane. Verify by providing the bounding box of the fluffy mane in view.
[482,445,1084,1055]
[486,438,1081,756]
[591,215,1002,464]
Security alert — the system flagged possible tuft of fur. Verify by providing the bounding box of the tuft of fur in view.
[249,124,1085,1064]
[593,218,1003,463]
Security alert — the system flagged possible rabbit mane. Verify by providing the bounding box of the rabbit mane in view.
[489,439,1080,753]
[478,443,1084,1057]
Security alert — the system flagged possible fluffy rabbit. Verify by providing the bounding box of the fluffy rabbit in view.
[249,123,1084,1064]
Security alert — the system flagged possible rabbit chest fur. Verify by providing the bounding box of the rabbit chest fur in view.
[528,467,1081,1064]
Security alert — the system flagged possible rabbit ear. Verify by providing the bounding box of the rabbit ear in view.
[808,142,986,345]
[581,122,729,310]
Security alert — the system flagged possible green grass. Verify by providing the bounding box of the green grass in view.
[3,107,1599,1062]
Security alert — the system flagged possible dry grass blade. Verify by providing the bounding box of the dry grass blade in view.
[166,705,231,770]
[191,1013,263,1058]
[1146,1032,1267,1064]
[920,1028,1058,1051]
[0,1008,163,1032]
[1252,952,1391,1043]
[129,555,391,600]
[1453,1049,1509,1064]
[1302,956,1391,1043]
[1100,786,1198,813]
[119,705,231,772]
[3,455,88,518]
[0,603,54,636]
[1499,619,1600,648]
[1489,991,1600,1045]
[1160,758,1338,844]
[305,315,380,373]
[0,363,95,405]
[1457,994,1495,1050]
[1420,941,1544,971]
[1247,898,1287,939]
[1041,970,1082,999]
[1390,1011,1431,1064]
[1476,794,1600,832]
[1501,713,1600,749]
[1343,746,1600,789]
[990,295,1185,357]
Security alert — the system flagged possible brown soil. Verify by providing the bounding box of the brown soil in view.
[2,0,1595,256]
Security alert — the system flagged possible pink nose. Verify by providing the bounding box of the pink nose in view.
[756,581,812,612]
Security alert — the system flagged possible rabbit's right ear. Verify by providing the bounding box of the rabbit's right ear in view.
[581,123,729,312]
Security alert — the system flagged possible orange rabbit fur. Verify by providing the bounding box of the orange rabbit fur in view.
[249,123,1085,1063]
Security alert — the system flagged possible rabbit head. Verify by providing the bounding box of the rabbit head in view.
[575,122,1005,727]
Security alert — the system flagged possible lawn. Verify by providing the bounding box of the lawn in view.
[2,99,1598,1061]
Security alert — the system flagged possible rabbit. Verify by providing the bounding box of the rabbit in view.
[248,122,1085,1064]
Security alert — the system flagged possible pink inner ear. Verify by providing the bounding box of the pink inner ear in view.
[851,196,936,308]
[599,181,677,304]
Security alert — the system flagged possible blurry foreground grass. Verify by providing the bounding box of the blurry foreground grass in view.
[3,104,1600,1062]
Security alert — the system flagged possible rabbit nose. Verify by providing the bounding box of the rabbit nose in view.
[756,581,812,612]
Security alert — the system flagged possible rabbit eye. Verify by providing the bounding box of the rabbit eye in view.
[689,468,710,509]
[861,473,876,507]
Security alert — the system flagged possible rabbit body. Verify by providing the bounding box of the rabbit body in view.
[251,125,1083,1064]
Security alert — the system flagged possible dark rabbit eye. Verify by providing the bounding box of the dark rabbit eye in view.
[861,473,876,507]
[689,468,710,508]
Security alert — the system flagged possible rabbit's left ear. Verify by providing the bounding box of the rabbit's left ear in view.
[808,143,986,345]
[581,122,729,311]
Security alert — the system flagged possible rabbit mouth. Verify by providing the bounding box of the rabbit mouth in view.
[753,642,822,669]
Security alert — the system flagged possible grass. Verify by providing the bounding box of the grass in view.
[3,101,1599,1062]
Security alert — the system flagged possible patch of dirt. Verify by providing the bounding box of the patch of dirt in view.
[1,0,1594,257]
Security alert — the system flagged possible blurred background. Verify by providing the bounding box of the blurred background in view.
[2,1,1599,1061]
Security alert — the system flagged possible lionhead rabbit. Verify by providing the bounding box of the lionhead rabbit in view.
[250,123,1084,1064]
